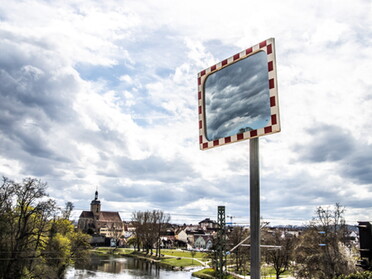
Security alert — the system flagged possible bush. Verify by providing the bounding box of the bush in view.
[337,271,372,279]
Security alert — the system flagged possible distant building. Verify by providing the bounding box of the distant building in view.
[194,234,213,250]
[199,218,218,230]
[78,191,124,238]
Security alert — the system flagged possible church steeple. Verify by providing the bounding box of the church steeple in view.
[90,189,101,217]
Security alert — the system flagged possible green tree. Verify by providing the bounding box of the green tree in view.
[0,177,91,279]
[190,249,197,264]
[0,177,56,279]
[43,218,91,278]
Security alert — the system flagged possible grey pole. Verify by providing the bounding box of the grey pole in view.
[250,137,260,278]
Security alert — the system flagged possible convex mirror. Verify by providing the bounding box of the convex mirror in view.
[198,38,280,150]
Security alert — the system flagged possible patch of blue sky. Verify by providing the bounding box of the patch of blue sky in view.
[204,39,241,61]
[118,27,189,72]
[75,63,134,88]
[155,67,174,78]
[130,100,172,127]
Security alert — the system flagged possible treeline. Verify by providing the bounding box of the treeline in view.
[131,210,170,257]
[224,203,357,279]
[0,177,91,279]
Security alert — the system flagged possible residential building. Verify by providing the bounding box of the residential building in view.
[199,218,218,230]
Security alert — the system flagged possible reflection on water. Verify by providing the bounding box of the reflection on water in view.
[65,254,198,279]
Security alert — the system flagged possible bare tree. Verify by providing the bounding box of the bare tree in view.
[228,226,249,274]
[62,201,74,220]
[132,211,146,252]
[154,210,170,257]
[294,203,355,279]
[262,229,294,279]
[132,210,170,256]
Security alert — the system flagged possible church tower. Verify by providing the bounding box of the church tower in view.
[90,190,101,218]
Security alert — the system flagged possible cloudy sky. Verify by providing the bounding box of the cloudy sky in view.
[204,50,271,140]
[1,0,372,226]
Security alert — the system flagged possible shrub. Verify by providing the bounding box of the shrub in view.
[337,271,372,279]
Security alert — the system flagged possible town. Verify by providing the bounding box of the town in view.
[1,178,372,279]
[75,189,370,279]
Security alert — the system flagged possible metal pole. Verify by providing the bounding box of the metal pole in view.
[250,137,260,279]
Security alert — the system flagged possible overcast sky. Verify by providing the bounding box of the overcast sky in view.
[204,50,271,140]
[1,0,371,226]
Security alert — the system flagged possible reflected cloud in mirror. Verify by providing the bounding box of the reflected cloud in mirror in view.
[204,51,271,141]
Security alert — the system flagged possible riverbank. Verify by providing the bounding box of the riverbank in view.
[90,248,241,278]
[90,247,206,271]
[89,248,293,279]
[192,268,241,279]
[66,253,197,279]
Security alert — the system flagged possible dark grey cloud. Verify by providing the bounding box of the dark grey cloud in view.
[294,124,353,162]
[204,51,271,140]
[0,31,82,169]
[0,29,135,174]
[343,150,372,184]
[115,155,196,184]
[97,168,250,220]
[293,123,372,184]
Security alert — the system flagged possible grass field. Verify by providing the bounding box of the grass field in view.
[192,268,236,279]
[161,257,200,267]
[160,249,207,260]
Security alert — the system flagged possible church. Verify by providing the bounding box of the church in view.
[78,190,124,238]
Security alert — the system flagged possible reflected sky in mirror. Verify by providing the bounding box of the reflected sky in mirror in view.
[204,51,270,141]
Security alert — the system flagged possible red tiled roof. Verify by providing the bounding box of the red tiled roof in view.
[98,211,122,222]
[79,211,122,223]
[80,211,94,218]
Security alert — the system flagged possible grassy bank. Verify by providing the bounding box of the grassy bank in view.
[90,248,293,278]
[192,268,237,279]
[91,247,207,269]
[91,247,134,255]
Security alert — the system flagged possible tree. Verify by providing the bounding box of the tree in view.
[0,177,91,279]
[337,271,372,279]
[0,177,56,279]
[294,203,356,279]
[190,249,197,264]
[207,236,230,279]
[132,210,170,256]
[127,236,138,250]
[132,211,151,253]
[43,218,91,278]
[154,210,170,257]
[62,201,74,220]
[228,226,250,274]
[262,229,294,279]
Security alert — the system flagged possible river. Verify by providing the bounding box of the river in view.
[65,254,199,279]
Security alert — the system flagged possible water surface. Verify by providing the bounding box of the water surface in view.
[65,254,199,278]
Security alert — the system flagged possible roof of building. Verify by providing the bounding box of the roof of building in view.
[98,211,122,222]
[199,218,216,224]
[80,211,94,218]
[79,210,122,223]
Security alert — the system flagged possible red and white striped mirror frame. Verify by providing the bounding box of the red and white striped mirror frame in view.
[198,38,280,150]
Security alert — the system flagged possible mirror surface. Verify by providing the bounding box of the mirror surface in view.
[204,51,271,141]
